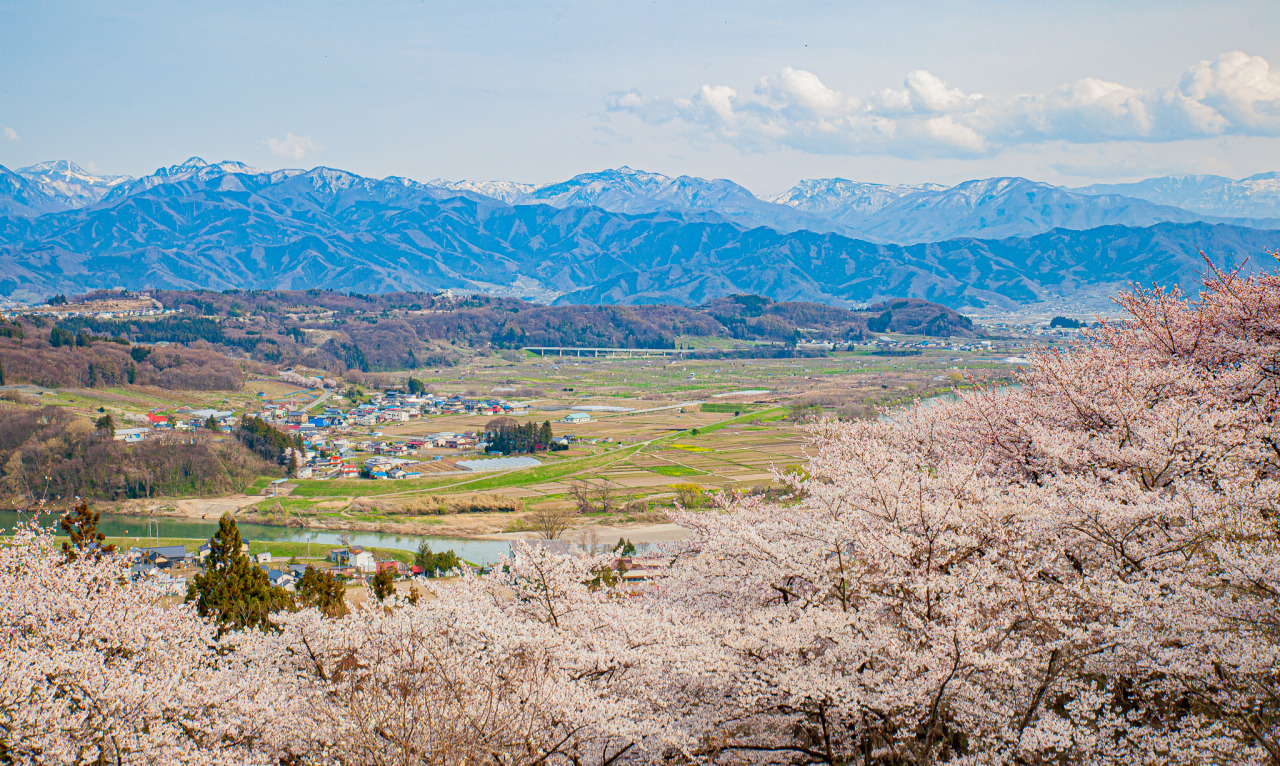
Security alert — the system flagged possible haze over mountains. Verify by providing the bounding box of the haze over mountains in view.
[1,156,1279,308]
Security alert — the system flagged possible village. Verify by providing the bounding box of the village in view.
[111,386,608,482]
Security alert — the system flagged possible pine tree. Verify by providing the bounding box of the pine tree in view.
[186,514,291,635]
[60,501,116,563]
[371,566,396,602]
[205,414,219,431]
[0,357,5,386]
[540,420,553,448]
[295,565,348,617]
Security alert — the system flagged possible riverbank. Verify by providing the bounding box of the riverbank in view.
[488,523,692,546]
[96,493,689,543]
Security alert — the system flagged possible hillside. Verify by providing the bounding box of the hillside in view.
[34,290,976,376]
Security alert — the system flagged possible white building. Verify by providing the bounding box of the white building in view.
[112,427,150,443]
[562,412,591,424]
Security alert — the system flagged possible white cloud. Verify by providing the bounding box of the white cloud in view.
[2,126,17,142]
[266,132,320,159]
[606,51,1280,158]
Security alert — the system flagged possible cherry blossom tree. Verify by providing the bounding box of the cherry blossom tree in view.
[653,257,1280,764]
[0,523,304,764]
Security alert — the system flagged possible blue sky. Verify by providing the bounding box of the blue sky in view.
[2,0,1279,192]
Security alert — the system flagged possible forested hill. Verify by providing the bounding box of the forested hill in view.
[41,290,976,375]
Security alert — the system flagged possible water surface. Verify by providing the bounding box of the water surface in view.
[0,510,512,564]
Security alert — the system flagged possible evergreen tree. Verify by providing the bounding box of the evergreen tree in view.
[540,420,553,446]
[295,565,347,617]
[205,414,219,431]
[186,514,291,635]
[0,357,5,386]
[414,540,460,576]
[371,566,395,602]
[59,501,115,563]
[49,327,73,348]
[94,414,115,433]
[613,538,637,556]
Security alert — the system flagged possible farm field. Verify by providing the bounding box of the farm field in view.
[8,340,1027,541]
[221,344,1021,537]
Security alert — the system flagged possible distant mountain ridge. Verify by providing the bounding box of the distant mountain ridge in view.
[1,156,1280,306]
[16,160,131,208]
[1073,172,1280,219]
[3,156,1280,240]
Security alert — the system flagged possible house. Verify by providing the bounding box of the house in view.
[256,551,273,563]
[112,427,150,443]
[562,412,591,424]
[331,546,377,572]
[130,562,157,579]
[265,569,295,588]
[139,545,188,568]
[521,539,574,556]
[197,540,250,561]
[375,560,404,576]
[145,413,168,425]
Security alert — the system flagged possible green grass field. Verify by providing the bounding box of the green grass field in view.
[74,535,419,565]
[648,465,706,477]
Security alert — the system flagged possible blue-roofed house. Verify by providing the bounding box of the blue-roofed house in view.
[139,545,188,568]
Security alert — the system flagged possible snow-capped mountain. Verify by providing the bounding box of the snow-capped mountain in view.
[846,177,1250,243]
[2,157,1280,306]
[427,178,537,204]
[517,166,841,232]
[1,156,1278,245]
[100,157,270,202]
[16,160,132,207]
[1073,173,1280,219]
[764,178,947,221]
[0,165,66,216]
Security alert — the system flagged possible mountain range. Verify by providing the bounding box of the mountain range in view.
[1,157,1279,307]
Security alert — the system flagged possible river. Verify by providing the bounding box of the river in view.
[0,510,513,565]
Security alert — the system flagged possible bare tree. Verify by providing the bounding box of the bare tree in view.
[594,480,618,515]
[484,416,517,433]
[567,480,596,514]
[525,503,577,540]
[574,526,607,555]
